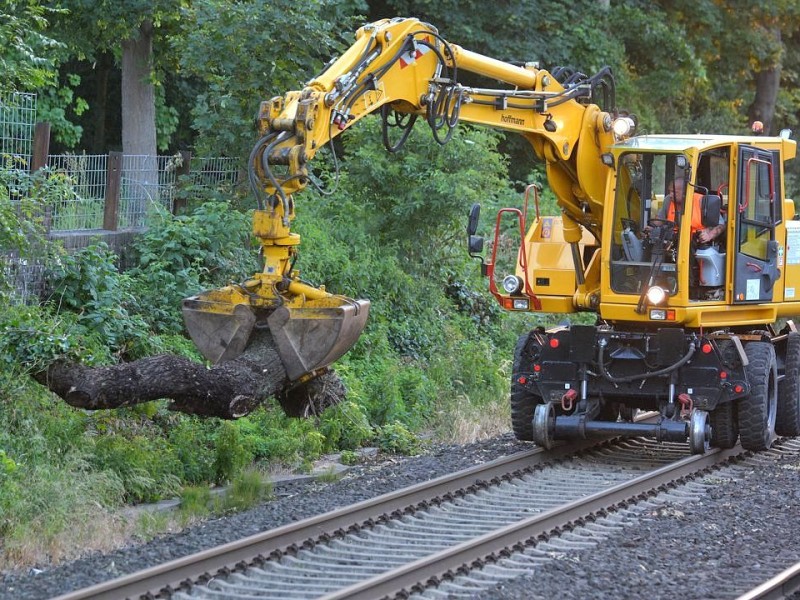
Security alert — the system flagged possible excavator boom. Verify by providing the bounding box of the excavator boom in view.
[183,16,617,381]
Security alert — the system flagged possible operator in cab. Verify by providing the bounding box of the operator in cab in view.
[658,175,725,244]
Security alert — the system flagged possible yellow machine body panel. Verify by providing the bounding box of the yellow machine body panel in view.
[519,216,597,298]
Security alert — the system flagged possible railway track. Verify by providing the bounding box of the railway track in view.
[55,431,749,600]
[737,560,800,600]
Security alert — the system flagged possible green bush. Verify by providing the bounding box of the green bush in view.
[376,422,420,456]
[318,400,374,451]
[168,417,218,484]
[90,433,182,503]
[213,421,252,485]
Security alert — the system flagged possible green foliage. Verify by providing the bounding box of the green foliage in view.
[339,449,359,465]
[48,243,158,360]
[236,405,327,465]
[213,421,252,485]
[217,469,272,511]
[318,400,374,450]
[376,421,420,455]
[0,1,62,92]
[90,432,182,503]
[178,485,212,521]
[127,200,256,334]
[35,74,88,148]
[174,0,364,156]
[0,305,96,371]
[0,163,74,254]
[168,417,217,484]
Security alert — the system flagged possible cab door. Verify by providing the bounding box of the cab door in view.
[733,145,781,303]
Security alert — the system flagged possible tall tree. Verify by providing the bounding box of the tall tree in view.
[48,1,181,216]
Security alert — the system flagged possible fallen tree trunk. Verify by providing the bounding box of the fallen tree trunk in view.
[33,333,346,419]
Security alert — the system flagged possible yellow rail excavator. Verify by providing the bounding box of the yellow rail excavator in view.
[183,17,800,454]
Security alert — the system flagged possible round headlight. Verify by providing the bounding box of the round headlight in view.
[612,117,635,138]
[502,275,524,295]
[646,286,667,305]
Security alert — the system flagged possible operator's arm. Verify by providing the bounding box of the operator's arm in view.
[697,220,726,244]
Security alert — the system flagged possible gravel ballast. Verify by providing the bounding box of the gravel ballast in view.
[3,435,800,600]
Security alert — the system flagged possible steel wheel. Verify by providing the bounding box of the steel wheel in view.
[738,342,777,451]
[688,409,710,455]
[532,402,556,449]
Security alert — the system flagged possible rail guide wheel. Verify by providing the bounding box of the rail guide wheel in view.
[688,409,710,455]
[532,402,556,449]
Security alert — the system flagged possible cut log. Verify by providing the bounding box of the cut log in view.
[33,332,345,419]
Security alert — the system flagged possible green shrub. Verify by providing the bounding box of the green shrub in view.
[179,485,212,522]
[339,449,360,465]
[376,422,420,456]
[90,434,182,503]
[217,468,273,512]
[168,417,218,484]
[213,421,252,484]
[318,400,374,451]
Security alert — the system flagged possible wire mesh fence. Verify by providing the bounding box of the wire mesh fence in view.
[0,92,37,164]
[41,153,241,231]
[0,91,243,302]
[2,254,46,306]
[47,154,108,230]
[190,156,241,187]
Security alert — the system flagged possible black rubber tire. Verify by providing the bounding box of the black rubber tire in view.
[511,333,542,442]
[737,341,778,451]
[709,400,738,449]
[777,332,800,436]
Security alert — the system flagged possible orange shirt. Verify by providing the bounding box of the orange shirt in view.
[664,192,705,233]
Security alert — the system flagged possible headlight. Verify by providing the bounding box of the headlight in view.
[646,286,667,305]
[502,275,524,294]
[612,116,635,138]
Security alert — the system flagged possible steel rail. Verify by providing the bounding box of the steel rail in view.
[736,560,800,600]
[319,445,744,600]
[53,436,607,600]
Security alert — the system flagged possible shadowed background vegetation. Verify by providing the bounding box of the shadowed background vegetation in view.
[2,0,800,568]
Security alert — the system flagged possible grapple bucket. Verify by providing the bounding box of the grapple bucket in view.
[182,295,370,380]
[182,298,257,364]
[266,300,370,380]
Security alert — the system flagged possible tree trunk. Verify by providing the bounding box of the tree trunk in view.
[121,19,158,225]
[747,28,782,135]
[33,334,346,419]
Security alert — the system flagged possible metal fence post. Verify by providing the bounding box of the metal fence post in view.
[31,122,50,172]
[104,151,122,231]
[173,149,192,214]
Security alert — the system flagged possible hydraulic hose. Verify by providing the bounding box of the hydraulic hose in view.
[598,338,696,384]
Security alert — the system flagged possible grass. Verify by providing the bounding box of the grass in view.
[314,466,343,483]
[444,396,511,444]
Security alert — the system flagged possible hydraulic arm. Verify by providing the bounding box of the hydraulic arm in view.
[183,17,617,381]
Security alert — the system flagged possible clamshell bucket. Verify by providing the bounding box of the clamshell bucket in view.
[267,300,370,380]
[182,298,257,364]
[182,295,370,380]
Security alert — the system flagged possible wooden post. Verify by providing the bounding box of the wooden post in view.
[31,122,50,172]
[173,150,192,214]
[103,151,123,231]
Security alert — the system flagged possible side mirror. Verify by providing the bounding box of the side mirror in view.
[701,194,721,227]
[468,235,484,254]
[467,203,481,236]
